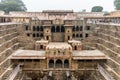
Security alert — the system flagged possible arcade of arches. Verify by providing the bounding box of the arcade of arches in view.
[49,59,69,68]
[51,26,65,32]
[0,10,112,80]
[30,25,90,41]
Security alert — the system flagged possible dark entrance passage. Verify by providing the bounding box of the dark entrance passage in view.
[61,26,65,32]
[64,60,69,68]
[56,26,60,32]
[55,59,62,68]
[49,60,54,68]
[46,36,49,40]
[51,26,55,32]
[74,46,77,50]
[68,36,70,40]
[40,45,43,49]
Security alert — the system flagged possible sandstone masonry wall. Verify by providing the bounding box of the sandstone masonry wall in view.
[86,23,120,80]
[0,24,19,80]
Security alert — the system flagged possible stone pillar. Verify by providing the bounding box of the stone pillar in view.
[54,59,56,68]
[62,60,64,68]
[69,59,71,69]
[83,18,86,39]
[47,59,49,69]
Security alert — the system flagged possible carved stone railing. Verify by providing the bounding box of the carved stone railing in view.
[6,65,21,80]
[97,64,115,80]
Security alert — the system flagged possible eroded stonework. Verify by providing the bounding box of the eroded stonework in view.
[0,10,120,80]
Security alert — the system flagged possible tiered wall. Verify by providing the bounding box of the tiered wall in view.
[86,23,120,80]
[0,23,19,80]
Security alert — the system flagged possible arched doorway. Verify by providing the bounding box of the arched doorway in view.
[40,45,43,49]
[33,26,36,31]
[68,36,70,40]
[80,26,83,31]
[25,25,29,30]
[40,26,43,31]
[76,34,79,38]
[49,60,54,68]
[72,34,75,38]
[86,34,89,37]
[76,26,79,31]
[46,36,49,40]
[33,33,36,37]
[37,33,39,37]
[55,59,62,68]
[61,26,65,32]
[51,26,55,32]
[86,26,90,30]
[37,26,39,31]
[64,60,69,68]
[74,46,77,50]
[56,26,60,32]
[40,33,43,37]
[80,34,83,38]
[72,26,76,32]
